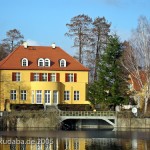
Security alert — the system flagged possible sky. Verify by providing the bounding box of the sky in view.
[0,0,150,55]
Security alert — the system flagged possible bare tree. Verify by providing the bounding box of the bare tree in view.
[0,45,8,60]
[2,29,24,52]
[121,16,150,113]
[92,17,111,80]
[65,14,92,63]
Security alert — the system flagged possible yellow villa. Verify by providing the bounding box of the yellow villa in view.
[0,43,89,111]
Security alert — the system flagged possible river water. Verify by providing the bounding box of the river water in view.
[0,128,150,150]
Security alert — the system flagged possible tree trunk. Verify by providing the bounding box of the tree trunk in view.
[11,40,13,52]
[144,96,148,114]
[94,36,100,80]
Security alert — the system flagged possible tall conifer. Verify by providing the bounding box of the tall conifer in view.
[88,35,129,109]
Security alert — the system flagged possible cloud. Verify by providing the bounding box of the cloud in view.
[26,39,41,46]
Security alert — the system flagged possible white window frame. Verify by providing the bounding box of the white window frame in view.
[44,90,51,104]
[36,140,42,150]
[36,90,42,104]
[51,73,56,82]
[21,90,27,100]
[34,73,39,81]
[68,73,74,82]
[64,139,69,149]
[22,58,28,66]
[16,72,21,81]
[74,91,79,101]
[42,73,48,81]
[60,59,66,67]
[38,58,44,67]
[53,91,58,104]
[74,139,79,150]
[44,141,51,150]
[10,90,16,100]
[64,91,70,100]
[45,58,50,67]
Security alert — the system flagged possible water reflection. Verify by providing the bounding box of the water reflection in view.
[0,129,150,150]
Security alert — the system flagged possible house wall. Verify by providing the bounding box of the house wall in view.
[0,70,89,111]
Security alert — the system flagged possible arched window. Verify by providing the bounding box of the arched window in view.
[22,58,28,66]
[45,58,50,67]
[60,59,66,67]
[38,58,44,67]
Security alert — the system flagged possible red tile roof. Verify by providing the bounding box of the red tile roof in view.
[0,45,89,71]
[129,71,147,91]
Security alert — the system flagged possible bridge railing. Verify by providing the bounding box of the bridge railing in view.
[59,111,116,117]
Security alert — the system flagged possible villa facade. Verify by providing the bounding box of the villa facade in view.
[0,43,89,111]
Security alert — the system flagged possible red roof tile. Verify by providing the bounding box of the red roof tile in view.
[129,71,147,91]
[0,45,89,71]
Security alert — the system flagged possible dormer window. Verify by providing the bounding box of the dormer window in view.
[45,58,50,67]
[22,58,28,66]
[60,59,66,67]
[38,58,44,67]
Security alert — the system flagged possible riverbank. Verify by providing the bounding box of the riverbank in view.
[117,118,150,128]
[0,110,150,130]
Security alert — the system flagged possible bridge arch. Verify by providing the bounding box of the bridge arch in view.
[59,111,117,129]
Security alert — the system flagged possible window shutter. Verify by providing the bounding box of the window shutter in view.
[48,73,51,81]
[56,73,60,82]
[12,72,16,81]
[30,73,34,81]
[39,73,42,81]
[74,73,77,82]
[65,73,68,82]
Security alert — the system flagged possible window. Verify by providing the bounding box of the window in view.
[45,58,50,67]
[22,58,28,66]
[48,73,60,82]
[74,139,79,150]
[12,72,21,81]
[65,73,77,82]
[74,91,79,100]
[38,58,44,67]
[31,73,59,82]
[16,73,20,81]
[36,141,42,150]
[42,73,47,81]
[64,139,69,149]
[10,90,16,100]
[44,142,50,150]
[20,143,26,150]
[60,59,66,67]
[21,90,27,100]
[36,90,42,104]
[64,91,70,100]
[68,74,74,82]
[53,91,58,104]
[45,90,51,104]
[34,73,39,81]
[51,73,56,82]
[10,143,16,150]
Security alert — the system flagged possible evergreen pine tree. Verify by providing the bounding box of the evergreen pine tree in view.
[88,35,129,110]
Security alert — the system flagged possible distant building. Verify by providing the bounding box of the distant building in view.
[128,71,147,108]
[128,71,147,92]
[0,43,89,111]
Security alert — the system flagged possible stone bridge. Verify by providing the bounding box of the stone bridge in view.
[59,111,117,128]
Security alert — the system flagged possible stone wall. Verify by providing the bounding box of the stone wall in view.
[17,118,57,128]
[117,118,150,128]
